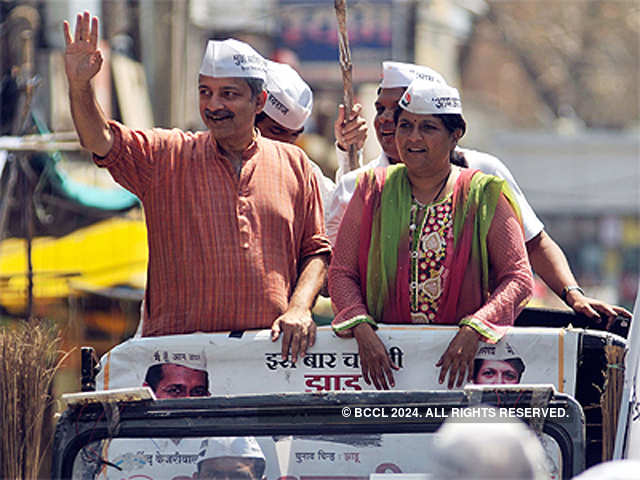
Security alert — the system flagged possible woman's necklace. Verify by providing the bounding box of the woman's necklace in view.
[414,167,452,207]
[431,167,452,204]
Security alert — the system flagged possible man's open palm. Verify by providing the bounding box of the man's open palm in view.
[63,11,102,86]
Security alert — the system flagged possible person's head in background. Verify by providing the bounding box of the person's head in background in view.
[431,406,547,479]
[193,437,266,480]
[374,61,446,162]
[144,363,210,399]
[255,60,312,145]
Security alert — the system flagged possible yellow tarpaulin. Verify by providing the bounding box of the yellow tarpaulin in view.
[0,218,147,313]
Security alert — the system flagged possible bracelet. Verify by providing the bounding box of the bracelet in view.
[561,285,585,303]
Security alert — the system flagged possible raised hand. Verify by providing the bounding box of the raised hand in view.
[63,11,103,87]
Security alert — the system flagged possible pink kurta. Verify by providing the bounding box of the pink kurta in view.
[329,170,532,342]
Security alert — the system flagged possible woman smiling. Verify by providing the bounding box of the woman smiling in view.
[328,80,533,390]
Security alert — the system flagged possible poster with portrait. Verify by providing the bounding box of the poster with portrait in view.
[90,326,576,479]
[74,437,210,480]
[96,326,579,396]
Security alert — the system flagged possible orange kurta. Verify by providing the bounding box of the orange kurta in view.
[96,121,331,335]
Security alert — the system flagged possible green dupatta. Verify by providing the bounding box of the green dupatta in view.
[360,165,521,329]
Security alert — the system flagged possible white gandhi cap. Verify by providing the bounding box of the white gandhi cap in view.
[381,61,446,89]
[199,38,267,81]
[475,340,521,361]
[399,80,463,115]
[198,436,266,474]
[151,348,207,370]
[263,60,313,130]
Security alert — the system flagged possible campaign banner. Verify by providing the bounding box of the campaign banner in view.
[96,326,579,396]
[87,327,576,479]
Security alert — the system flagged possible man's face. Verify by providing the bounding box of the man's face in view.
[474,360,520,385]
[255,114,304,145]
[154,364,210,399]
[198,76,265,144]
[373,87,405,162]
[195,457,258,480]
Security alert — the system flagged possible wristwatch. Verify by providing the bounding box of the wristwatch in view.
[561,285,585,303]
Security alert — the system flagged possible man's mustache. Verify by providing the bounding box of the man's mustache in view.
[205,109,234,121]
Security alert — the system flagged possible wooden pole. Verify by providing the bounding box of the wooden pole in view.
[22,155,34,319]
[18,28,37,320]
[334,0,358,171]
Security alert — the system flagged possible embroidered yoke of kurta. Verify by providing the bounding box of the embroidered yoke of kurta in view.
[409,194,454,323]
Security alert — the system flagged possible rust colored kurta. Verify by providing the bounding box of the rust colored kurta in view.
[95,121,331,336]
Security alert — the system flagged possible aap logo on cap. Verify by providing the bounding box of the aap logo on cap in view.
[399,80,462,116]
[200,38,267,80]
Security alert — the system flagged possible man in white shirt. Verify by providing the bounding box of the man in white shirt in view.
[256,60,366,221]
[329,61,631,326]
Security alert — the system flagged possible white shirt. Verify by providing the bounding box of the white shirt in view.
[307,143,362,227]
[308,159,336,223]
[328,146,544,245]
[326,151,391,245]
[461,147,544,242]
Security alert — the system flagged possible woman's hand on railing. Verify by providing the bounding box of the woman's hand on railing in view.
[353,323,399,390]
[436,326,481,389]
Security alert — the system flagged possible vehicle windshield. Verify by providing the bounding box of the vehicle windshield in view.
[73,432,563,479]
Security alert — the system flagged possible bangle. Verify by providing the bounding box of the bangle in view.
[332,314,378,334]
[561,285,585,303]
[459,316,500,344]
